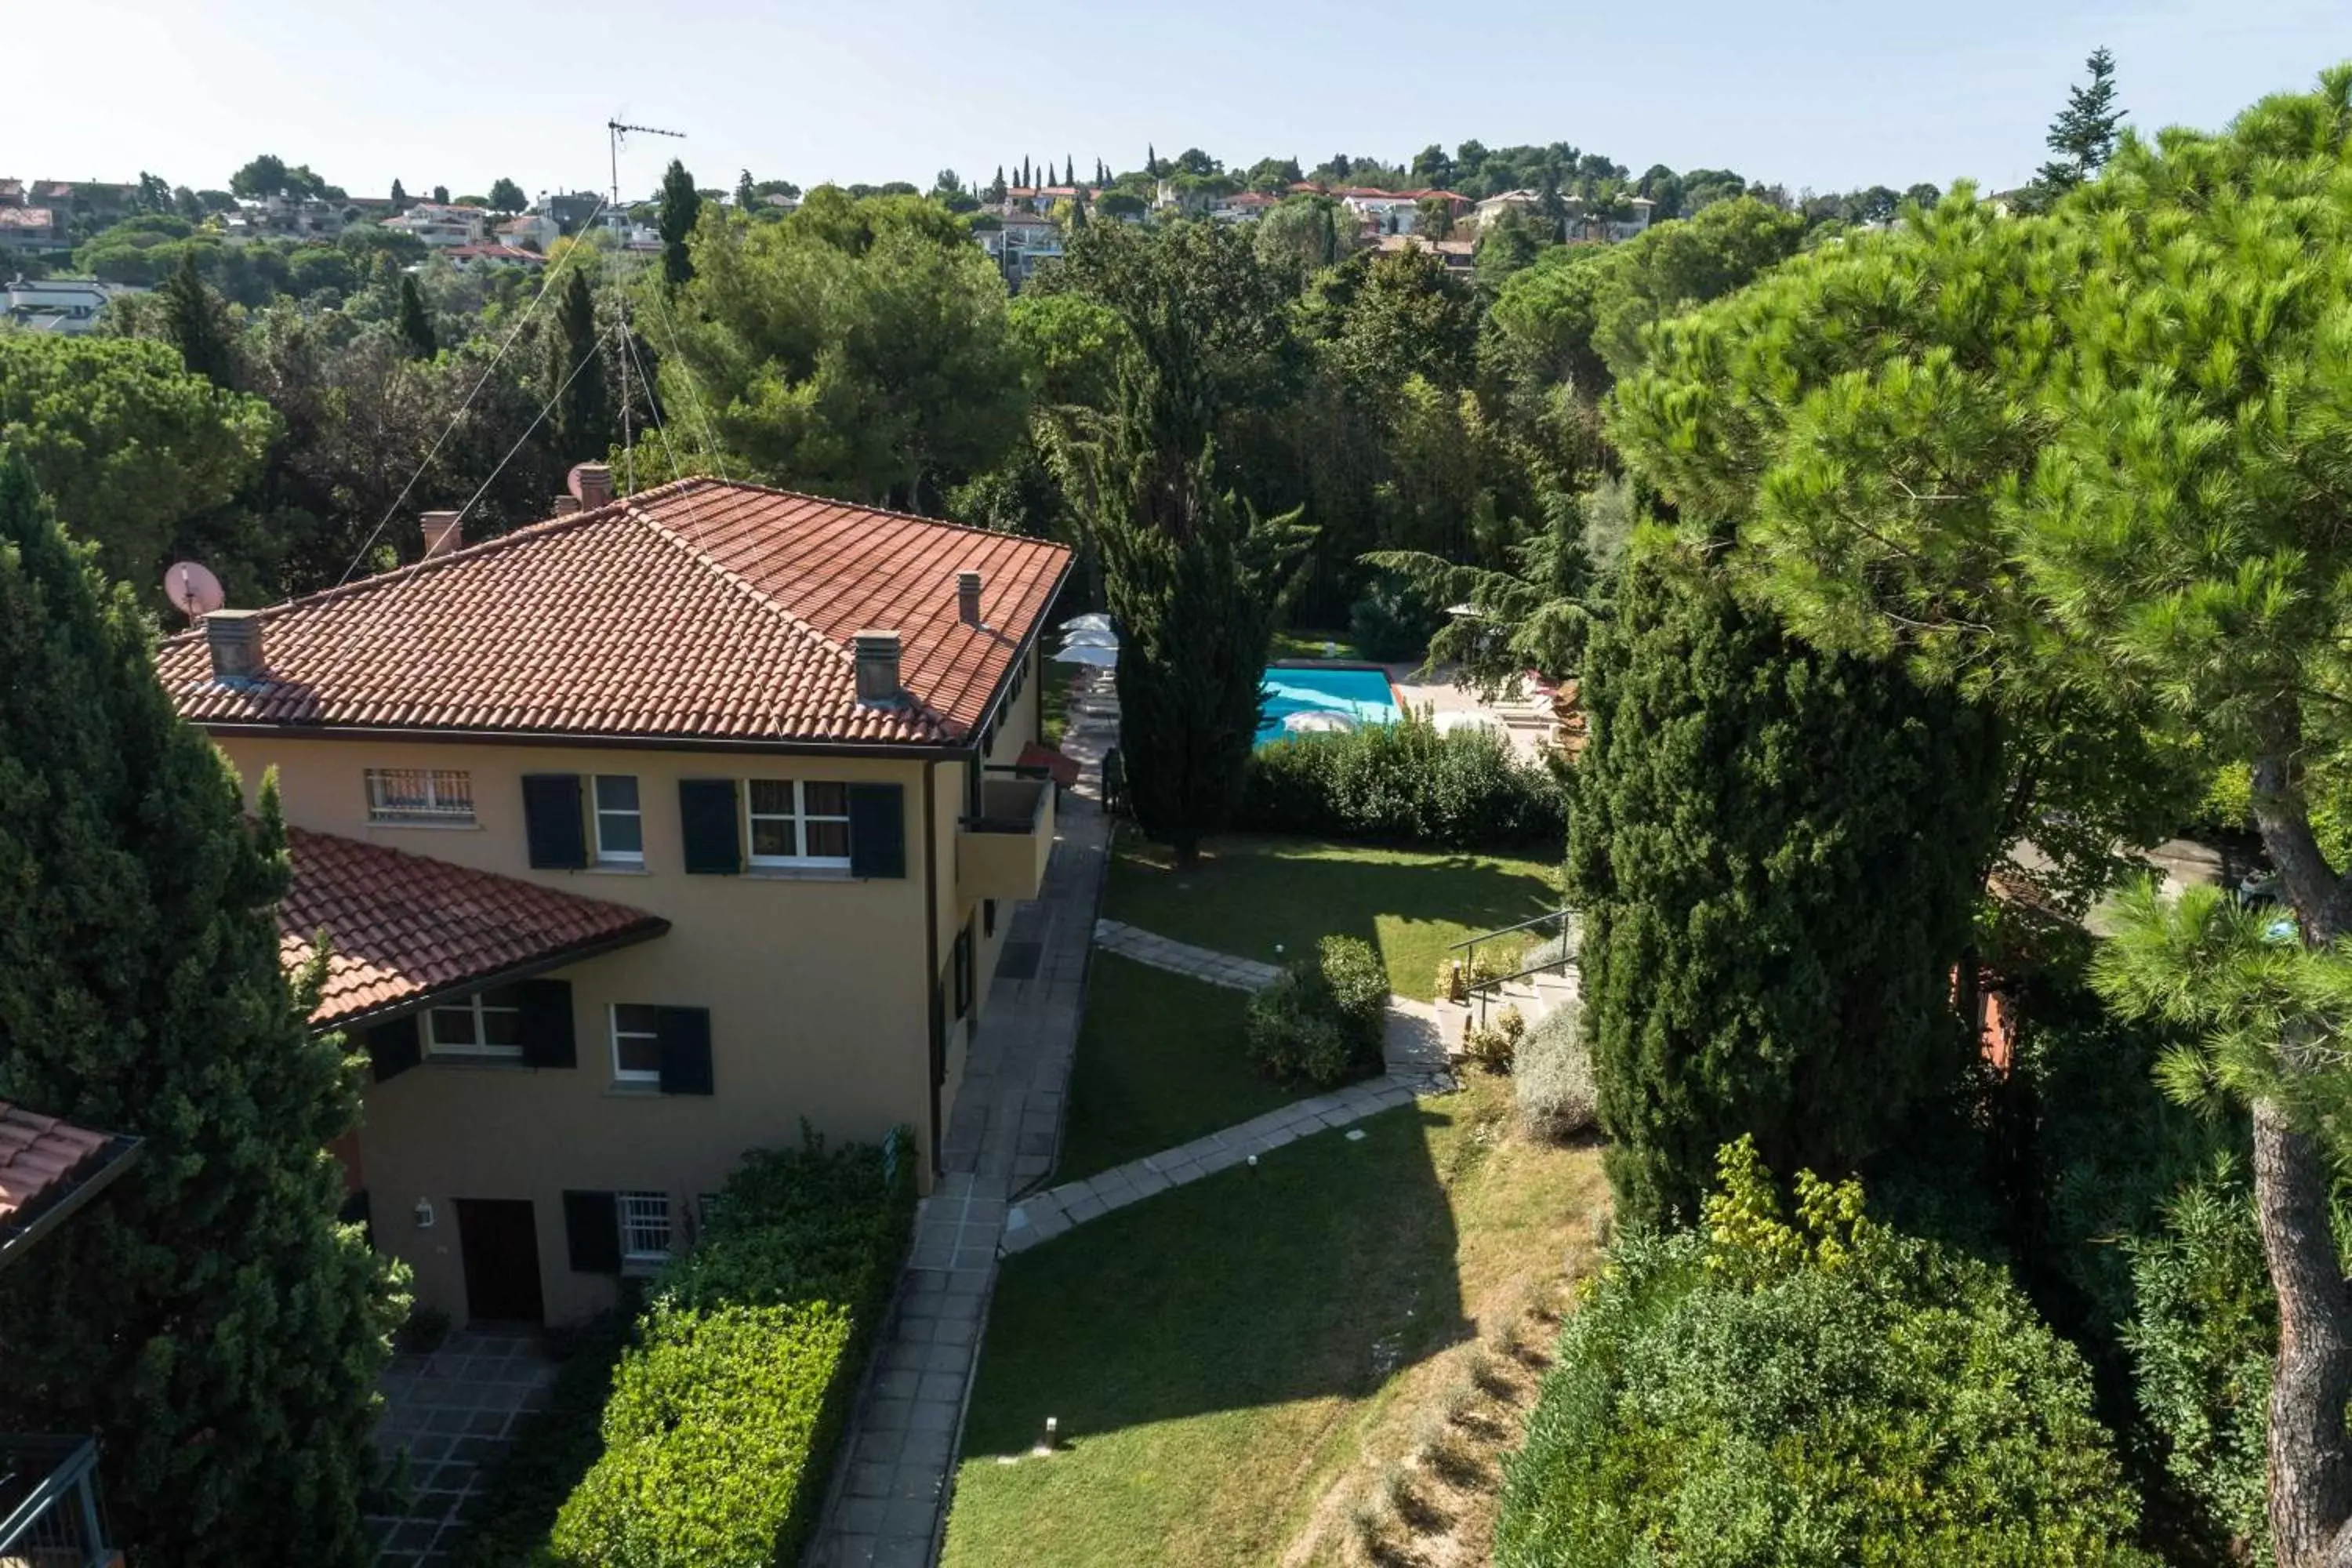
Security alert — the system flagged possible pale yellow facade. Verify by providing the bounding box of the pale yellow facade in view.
[211,652,1044,1327]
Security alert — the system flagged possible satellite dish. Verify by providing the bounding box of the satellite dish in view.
[164,561,226,622]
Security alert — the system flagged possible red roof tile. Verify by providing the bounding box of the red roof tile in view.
[160,479,1073,748]
[281,826,670,1025]
[0,1105,113,1227]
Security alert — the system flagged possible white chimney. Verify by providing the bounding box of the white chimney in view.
[550,495,582,517]
[420,510,463,558]
[572,462,615,510]
[957,570,984,628]
[205,608,266,681]
[854,630,903,706]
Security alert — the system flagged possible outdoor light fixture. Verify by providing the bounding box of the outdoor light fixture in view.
[413,1198,436,1229]
[1247,1154,1260,1171]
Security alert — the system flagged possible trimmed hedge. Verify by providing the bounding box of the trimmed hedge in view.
[452,1310,634,1568]
[461,1131,916,1568]
[1243,935,1388,1087]
[1239,708,1565,851]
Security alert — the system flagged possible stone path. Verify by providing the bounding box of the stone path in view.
[368,1327,558,1567]
[805,679,1116,1568]
[1092,917,1283,991]
[1000,1073,1424,1254]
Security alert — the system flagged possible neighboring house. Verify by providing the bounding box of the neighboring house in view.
[497,212,560,251]
[235,193,351,240]
[1003,184,1081,215]
[5,275,134,333]
[445,241,548,268]
[543,190,605,234]
[158,474,1072,1329]
[1471,188,1541,231]
[0,205,66,252]
[1373,233,1475,275]
[385,201,488,248]
[0,179,23,205]
[1209,191,1281,223]
[0,1103,140,1566]
[762,192,802,216]
[975,212,1062,290]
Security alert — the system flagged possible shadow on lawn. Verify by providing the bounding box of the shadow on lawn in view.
[1108,834,1560,976]
[961,1099,1472,1454]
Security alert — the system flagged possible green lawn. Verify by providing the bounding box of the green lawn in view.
[1269,627,1367,661]
[1107,833,1561,1000]
[1056,953,1301,1183]
[942,1076,1607,1568]
[1040,666,1073,747]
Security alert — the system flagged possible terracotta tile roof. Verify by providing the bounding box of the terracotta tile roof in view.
[0,1106,114,1228]
[0,208,55,230]
[160,479,1072,748]
[281,826,670,1026]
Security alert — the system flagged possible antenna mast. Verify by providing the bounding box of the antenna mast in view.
[607,118,685,497]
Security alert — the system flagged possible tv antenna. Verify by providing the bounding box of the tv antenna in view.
[608,118,686,497]
[163,561,225,623]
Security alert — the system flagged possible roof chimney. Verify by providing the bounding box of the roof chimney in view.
[205,608,266,682]
[957,570,984,628]
[550,495,581,517]
[419,510,463,558]
[854,630,903,706]
[571,462,614,511]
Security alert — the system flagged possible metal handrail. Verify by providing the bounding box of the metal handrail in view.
[1446,909,1570,950]
[1465,954,1577,1027]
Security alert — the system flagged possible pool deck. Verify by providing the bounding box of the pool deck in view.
[1269,656,1553,764]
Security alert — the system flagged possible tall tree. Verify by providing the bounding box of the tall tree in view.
[987,165,1007,203]
[159,248,238,390]
[1145,144,1158,179]
[0,453,402,1565]
[430,183,448,204]
[545,264,612,463]
[1569,555,2005,1223]
[1064,154,1076,186]
[657,158,700,287]
[487,176,527,214]
[389,176,408,212]
[2032,45,2124,204]
[395,274,435,358]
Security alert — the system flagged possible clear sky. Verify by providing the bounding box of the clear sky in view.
[16,0,2349,204]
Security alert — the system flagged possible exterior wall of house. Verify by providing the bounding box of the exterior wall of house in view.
[217,734,949,1327]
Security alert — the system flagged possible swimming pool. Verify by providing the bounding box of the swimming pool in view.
[1256,665,1402,746]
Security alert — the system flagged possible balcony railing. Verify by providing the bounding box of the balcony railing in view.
[0,1434,117,1566]
[957,775,1054,903]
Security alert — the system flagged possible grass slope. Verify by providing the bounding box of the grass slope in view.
[1107,833,1561,1000]
[942,1076,1606,1568]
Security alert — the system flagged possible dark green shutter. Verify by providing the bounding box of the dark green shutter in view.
[655,1007,714,1096]
[678,779,741,874]
[563,1190,621,1273]
[516,979,575,1068]
[366,1014,421,1081]
[953,923,973,1018]
[848,783,906,878]
[522,774,587,869]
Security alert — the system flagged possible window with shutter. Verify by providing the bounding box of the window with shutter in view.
[367,1015,421,1081]
[655,1007,714,1096]
[521,774,587,869]
[847,782,906,879]
[678,779,741,874]
[563,1190,622,1273]
[516,978,576,1068]
[953,921,974,1019]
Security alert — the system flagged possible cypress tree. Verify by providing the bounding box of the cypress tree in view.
[396,274,435,358]
[0,452,401,1564]
[657,157,700,287]
[546,264,611,461]
[1064,154,1076,186]
[159,249,237,390]
[389,176,408,212]
[735,167,757,209]
[1567,557,2004,1225]
[1147,143,1160,179]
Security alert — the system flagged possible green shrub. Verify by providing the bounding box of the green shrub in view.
[1514,1004,1595,1141]
[1240,708,1566,851]
[1497,1142,2154,1567]
[1345,572,1440,661]
[454,1311,634,1568]
[1244,935,1388,1087]
[535,1131,914,1568]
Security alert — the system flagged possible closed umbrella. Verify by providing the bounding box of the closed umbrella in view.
[1061,612,1112,634]
[1060,628,1119,649]
[1050,643,1119,668]
[1283,710,1357,734]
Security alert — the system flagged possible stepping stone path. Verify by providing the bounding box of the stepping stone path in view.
[1092,918,1283,991]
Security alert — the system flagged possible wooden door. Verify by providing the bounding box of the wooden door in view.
[456,1198,545,1323]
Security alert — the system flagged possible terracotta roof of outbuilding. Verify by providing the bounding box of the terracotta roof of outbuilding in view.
[158,478,1073,747]
[281,826,670,1026]
[0,1108,114,1229]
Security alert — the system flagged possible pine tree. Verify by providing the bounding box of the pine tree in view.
[160,249,237,390]
[389,176,408,213]
[1568,557,2004,1225]
[0,453,402,1565]
[657,157,701,287]
[2031,46,2123,205]
[396,273,435,358]
[735,168,757,209]
[430,183,448,205]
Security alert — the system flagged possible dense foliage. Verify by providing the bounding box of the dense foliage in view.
[1514,999,1597,1141]
[1238,709,1564,851]
[546,1133,915,1568]
[0,454,402,1564]
[1568,557,2005,1225]
[1497,1141,2152,1566]
[1243,935,1388,1087]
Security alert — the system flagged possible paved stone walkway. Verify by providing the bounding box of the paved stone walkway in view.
[1092,918,1283,990]
[805,680,1116,1568]
[1000,1073,1423,1254]
[367,1327,558,1567]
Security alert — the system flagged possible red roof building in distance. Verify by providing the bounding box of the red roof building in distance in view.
[158,477,1073,750]
[280,826,670,1028]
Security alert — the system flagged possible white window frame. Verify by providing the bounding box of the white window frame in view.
[426,989,524,1059]
[592,775,644,865]
[619,1190,671,1262]
[610,1004,662,1085]
[745,779,852,869]
[365,768,476,826]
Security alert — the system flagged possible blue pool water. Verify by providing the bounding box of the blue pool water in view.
[1256,666,1402,746]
